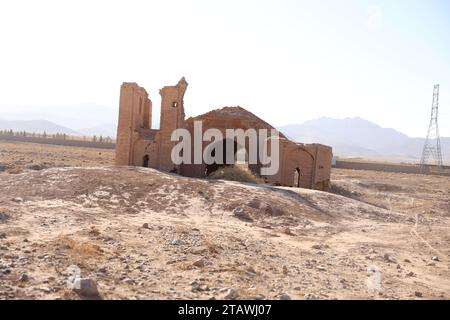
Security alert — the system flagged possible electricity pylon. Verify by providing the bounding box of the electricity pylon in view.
[420,84,443,173]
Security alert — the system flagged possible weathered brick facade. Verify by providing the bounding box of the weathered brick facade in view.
[115,78,332,190]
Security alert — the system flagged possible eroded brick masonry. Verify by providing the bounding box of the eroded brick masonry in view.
[115,78,332,190]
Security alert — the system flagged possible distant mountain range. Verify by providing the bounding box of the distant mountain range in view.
[278,117,450,164]
[0,119,80,135]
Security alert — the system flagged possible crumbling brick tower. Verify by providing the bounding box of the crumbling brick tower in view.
[115,83,152,166]
[157,77,188,172]
[115,78,188,171]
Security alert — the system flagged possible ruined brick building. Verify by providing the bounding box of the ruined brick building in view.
[115,78,332,190]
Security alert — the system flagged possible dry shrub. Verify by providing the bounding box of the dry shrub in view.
[236,288,258,300]
[177,261,194,271]
[174,225,192,234]
[207,165,264,184]
[58,236,102,260]
[329,184,360,198]
[6,166,22,174]
[88,226,101,237]
[205,238,223,255]
[197,189,211,200]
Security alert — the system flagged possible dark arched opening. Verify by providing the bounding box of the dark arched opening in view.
[143,155,149,168]
[205,139,238,176]
[294,167,301,187]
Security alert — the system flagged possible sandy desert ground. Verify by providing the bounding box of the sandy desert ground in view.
[0,140,449,300]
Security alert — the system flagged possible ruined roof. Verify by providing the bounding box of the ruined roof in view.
[186,106,287,139]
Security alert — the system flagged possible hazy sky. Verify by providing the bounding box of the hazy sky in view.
[0,0,449,136]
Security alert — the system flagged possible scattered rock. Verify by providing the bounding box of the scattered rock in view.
[25,164,47,171]
[123,278,134,285]
[190,247,208,255]
[246,266,257,275]
[414,291,423,298]
[171,239,182,245]
[232,208,253,221]
[0,212,10,223]
[383,253,396,263]
[316,265,326,271]
[193,257,207,268]
[278,293,291,300]
[191,282,200,292]
[98,267,107,274]
[255,294,265,300]
[304,293,318,300]
[73,278,99,297]
[282,265,288,275]
[19,273,29,282]
[404,259,411,263]
[142,223,149,229]
[199,284,210,292]
[11,197,23,203]
[283,228,295,236]
[431,256,439,262]
[224,288,239,300]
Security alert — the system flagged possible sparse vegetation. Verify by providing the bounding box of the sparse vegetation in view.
[207,165,264,184]
[58,235,103,263]
[0,129,115,149]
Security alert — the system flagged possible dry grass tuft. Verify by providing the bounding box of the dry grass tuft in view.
[6,166,22,174]
[177,261,194,271]
[205,238,223,255]
[329,183,360,198]
[88,226,101,237]
[58,235,103,260]
[175,225,191,234]
[207,165,264,184]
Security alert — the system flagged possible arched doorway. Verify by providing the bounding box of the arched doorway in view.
[205,139,238,176]
[293,168,301,187]
[143,155,149,168]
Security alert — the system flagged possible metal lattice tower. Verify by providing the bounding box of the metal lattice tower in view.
[420,84,443,173]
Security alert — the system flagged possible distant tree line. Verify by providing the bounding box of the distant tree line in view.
[0,129,114,144]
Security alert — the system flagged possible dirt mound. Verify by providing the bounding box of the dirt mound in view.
[0,166,449,300]
[0,166,407,225]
